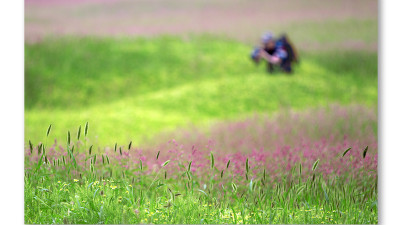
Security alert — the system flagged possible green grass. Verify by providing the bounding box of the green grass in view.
[25,36,377,146]
[24,130,378,224]
[24,174,378,224]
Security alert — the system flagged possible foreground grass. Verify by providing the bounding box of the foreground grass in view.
[25,174,377,224]
[25,144,378,224]
[25,37,377,145]
[25,106,377,224]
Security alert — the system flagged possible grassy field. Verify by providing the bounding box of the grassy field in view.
[24,37,378,223]
[25,36,377,146]
[25,104,377,224]
[24,1,378,223]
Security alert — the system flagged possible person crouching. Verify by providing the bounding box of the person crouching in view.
[251,32,298,74]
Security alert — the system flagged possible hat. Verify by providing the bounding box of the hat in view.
[261,32,274,44]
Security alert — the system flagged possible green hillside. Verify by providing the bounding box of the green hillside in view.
[25,36,377,146]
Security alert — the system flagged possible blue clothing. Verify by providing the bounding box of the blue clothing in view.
[271,40,288,60]
[250,42,291,73]
[251,47,261,60]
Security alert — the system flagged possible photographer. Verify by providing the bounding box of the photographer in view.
[251,32,298,73]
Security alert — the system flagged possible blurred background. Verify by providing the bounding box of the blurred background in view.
[24,0,377,147]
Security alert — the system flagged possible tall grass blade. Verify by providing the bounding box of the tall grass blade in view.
[226,160,230,169]
[36,153,44,173]
[297,185,306,195]
[128,141,132,150]
[66,144,77,168]
[231,183,237,192]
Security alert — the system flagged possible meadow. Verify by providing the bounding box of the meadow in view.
[25,36,377,146]
[25,104,377,224]
[24,37,378,224]
[24,1,378,223]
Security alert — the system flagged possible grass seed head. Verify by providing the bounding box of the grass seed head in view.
[363,146,369,158]
[38,143,43,154]
[67,131,71,146]
[156,151,160,160]
[299,163,302,175]
[77,125,81,140]
[312,159,320,171]
[28,140,33,153]
[210,152,214,169]
[46,124,52,137]
[84,122,88,137]
[342,147,352,157]
[246,158,249,174]
[162,160,170,167]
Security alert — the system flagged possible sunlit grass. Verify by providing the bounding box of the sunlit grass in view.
[25,37,377,146]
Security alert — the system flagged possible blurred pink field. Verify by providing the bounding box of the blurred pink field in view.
[25,104,377,184]
[25,0,377,50]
